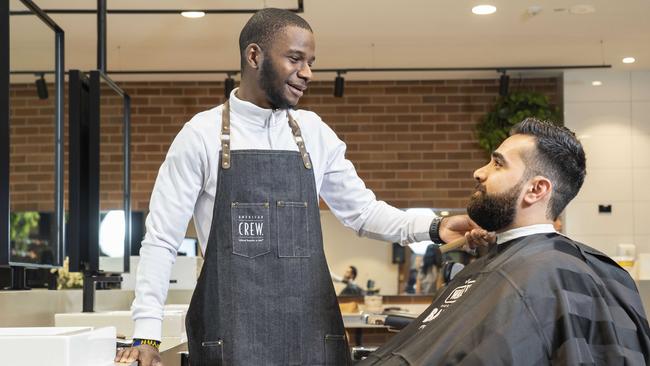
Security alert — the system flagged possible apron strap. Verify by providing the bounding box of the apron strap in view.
[287,111,313,170]
[221,100,232,169]
[219,100,313,170]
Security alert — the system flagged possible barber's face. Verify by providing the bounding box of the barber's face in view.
[467,135,533,232]
[259,26,315,109]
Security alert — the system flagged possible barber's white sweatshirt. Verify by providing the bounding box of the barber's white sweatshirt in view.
[132,89,434,340]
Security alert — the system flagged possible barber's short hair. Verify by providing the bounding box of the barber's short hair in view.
[239,8,312,68]
[349,266,358,280]
[510,118,586,220]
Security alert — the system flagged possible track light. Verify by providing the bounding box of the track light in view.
[498,71,509,97]
[35,73,48,100]
[224,74,235,98]
[334,71,345,98]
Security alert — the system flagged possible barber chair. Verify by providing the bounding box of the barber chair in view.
[351,311,417,361]
[350,261,466,362]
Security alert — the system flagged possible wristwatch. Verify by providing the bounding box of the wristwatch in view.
[428,216,444,244]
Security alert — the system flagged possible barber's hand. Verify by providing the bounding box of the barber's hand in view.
[439,215,495,249]
[464,228,496,249]
[115,344,162,366]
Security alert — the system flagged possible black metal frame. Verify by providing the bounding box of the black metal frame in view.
[1,0,65,269]
[10,0,304,15]
[94,70,131,273]
[68,70,131,273]
[1,0,10,266]
[67,69,90,273]
[9,63,612,78]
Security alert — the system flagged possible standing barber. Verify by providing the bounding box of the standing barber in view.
[116,8,487,366]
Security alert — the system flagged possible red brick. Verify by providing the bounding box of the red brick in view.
[7,78,558,212]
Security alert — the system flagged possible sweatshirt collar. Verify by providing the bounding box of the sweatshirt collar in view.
[496,224,556,245]
[229,88,288,128]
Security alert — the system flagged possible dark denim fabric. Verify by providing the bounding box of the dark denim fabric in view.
[186,149,350,365]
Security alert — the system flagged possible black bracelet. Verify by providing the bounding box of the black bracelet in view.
[132,338,161,350]
[428,216,443,243]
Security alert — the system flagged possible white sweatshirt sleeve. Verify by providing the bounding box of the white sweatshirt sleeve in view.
[317,124,434,245]
[131,123,207,341]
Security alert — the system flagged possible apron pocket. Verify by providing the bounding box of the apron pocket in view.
[201,339,224,365]
[324,334,348,366]
[276,201,310,258]
[231,202,271,258]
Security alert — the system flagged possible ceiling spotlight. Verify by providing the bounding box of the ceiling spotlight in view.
[498,71,509,97]
[334,72,345,98]
[622,57,636,64]
[181,11,205,18]
[224,75,235,99]
[591,80,602,86]
[472,5,497,15]
[35,73,48,100]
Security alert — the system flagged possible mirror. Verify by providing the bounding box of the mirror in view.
[97,72,131,273]
[4,0,63,268]
[322,208,468,296]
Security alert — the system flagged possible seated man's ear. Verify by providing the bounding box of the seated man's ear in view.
[522,176,552,205]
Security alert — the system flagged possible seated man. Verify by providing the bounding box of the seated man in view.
[333,265,365,296]
[361,118,650,365]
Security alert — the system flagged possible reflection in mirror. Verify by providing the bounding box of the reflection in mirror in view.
[98,76,127,273]
[323,208,471,296]
[400,208,468,296]
[8,0,59,268]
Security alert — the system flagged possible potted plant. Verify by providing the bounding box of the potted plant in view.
[477,91,561,154]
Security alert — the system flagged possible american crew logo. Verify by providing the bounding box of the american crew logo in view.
[419,278,477,330]
[231,202,270,258]
[237,215,264,240]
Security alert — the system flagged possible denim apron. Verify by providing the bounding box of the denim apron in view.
[186,100,350,365]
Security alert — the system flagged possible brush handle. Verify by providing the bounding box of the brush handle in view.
[439,236,468,254]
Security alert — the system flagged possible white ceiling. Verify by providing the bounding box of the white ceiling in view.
[8,0,650,82]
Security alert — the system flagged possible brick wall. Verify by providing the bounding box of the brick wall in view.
[8,77,560,212]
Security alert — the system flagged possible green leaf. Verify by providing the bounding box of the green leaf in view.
[476,90,560,154]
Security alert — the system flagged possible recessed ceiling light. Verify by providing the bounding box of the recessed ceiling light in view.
[472,5,497,15]
[181,11,205,19]
[591,81,602,86]
[622,57,636,64]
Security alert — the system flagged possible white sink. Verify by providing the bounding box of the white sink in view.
[55,308,187,351]
[0,326,116,366]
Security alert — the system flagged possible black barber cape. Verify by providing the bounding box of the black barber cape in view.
[361,233,650,365]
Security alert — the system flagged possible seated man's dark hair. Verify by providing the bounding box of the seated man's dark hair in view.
[510,118,587,220]
[349,266,358,280]
[239,8,313,69]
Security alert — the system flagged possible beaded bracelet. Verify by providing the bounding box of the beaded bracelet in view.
[132,338,161,350]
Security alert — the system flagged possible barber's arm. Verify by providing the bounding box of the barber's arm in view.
[119,124,207,365]
[318,123,494,246]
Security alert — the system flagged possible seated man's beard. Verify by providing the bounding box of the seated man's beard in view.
[260,57,293,110]
[466,180,523,232]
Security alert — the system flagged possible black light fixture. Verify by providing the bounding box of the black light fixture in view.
[498,70,509,97]
[35,73,48,100]
[334,71,345,97]
[224,74,235,98]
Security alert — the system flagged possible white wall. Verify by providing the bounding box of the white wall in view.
[320,210,399,294]
[564,70,650,256]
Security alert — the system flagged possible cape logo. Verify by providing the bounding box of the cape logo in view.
[419,278,477,330]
